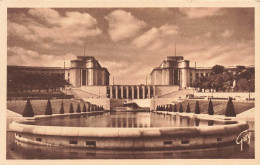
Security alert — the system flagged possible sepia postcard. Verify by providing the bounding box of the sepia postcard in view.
[0,0,259,165]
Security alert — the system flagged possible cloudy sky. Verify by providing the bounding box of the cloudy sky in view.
[7,8,254,85]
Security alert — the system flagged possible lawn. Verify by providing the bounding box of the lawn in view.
[7,99,87,115]
[176,100,254,115]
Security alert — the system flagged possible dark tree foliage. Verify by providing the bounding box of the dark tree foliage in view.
[59,101,64,114]
[89,104,93,111]
[174,104,177,112]
[192,65,254,92]
[82,103,87,112]
[166,104,169,111]
[179,103,183,113]
[186,103,191,113]
[208,99,214,115]
[22,99,34,117]
[45,99,52,115]
[195,118,200,126]
[169,104,173,112]
[194,101,200,114]
[225,97,236,117]
[211,65,225,75]
[7,71,70,93]
[76,103,81,113]
[69,103,74,113]
[86,103,90,112]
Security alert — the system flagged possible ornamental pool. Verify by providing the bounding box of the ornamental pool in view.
[7,111,254,159]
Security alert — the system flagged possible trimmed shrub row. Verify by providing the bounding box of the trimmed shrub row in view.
[22,99,105,117]
[155,97,236,117]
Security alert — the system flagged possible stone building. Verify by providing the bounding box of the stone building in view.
[150,56,211,88]
[7,55,254,99]
[68,56,109,87]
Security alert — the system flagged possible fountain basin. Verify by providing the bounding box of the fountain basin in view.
[9,112,249,150]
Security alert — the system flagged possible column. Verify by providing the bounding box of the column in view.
[131,86,135,99]
[126,86,129,99]
[110,86,113,99]
[148,86,151,99]
[115,86,118,99]
[121,86,124,99]
[142,86,145,99]
[153,86,156,98]
[137,86,140,99]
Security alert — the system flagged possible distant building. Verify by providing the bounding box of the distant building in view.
[7,55,254,99]
[7,56,110,88]
[150,56,254,88]
[69,56,110,87]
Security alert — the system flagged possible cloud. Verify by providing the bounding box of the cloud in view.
[132,24,178,50]
[179,8,223,18]
[7,47,76,67]
[28,8,59,24]
[221,29,233,38]
[105,10,146,42]
[8,8,102,46]
[182,40,254,67]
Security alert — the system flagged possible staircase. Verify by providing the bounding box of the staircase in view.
[158,89,194,98]
[62,88,100,99]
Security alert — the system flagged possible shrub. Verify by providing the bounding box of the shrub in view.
[174,104,177,112]
[76,103,81,113]
[22,99,34,117]
[89,104,93,111]
[186,103,191,113]
[86,103,90,112]
[225,97,236,117]
[82,103,87,112]
[208,99,214,115]
[59,101,64,114]
[179,103,183,113]
[45,99,52,115]
[69,103,74,113]
[169,104,173,112]
[194,101,200,114]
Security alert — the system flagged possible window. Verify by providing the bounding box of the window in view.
[164,141,173,145]
[196,73,199,79]
[181,140,190,144]
[86,141,96,147]
[69,140,78,144]
[36,138,42,142]
[217,137,223,142]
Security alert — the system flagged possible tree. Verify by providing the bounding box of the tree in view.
[82,103,87,112]
[69,103,74,113]
[237,79,248,92]
[22,99,34,117]
[59,101,64,114]
[76,103,81,113]
[225,97,236,117]
[174,104,177,112]
[186,103,191,113]
[208,99,214,115]
[179,103,183,113]
[45,99,52,115]
[194,101,200,114]
[211,65,225,75]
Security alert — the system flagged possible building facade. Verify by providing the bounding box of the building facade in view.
[68,56,109,87]
[150,56,211,88]
[7,55,254,99]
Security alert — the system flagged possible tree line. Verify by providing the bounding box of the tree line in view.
[193,65,254,92]
[7,72,70,93]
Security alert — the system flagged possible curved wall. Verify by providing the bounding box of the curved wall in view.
[9,112,249,150]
